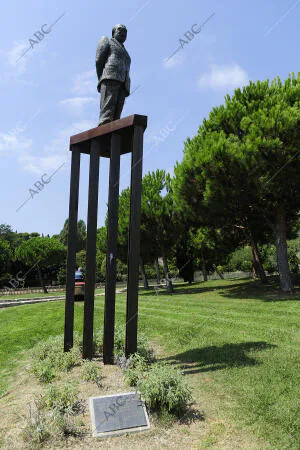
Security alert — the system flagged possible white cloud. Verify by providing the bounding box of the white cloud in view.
[60,97,95,115]
[0,124,33,152]
[7,40,30,69]
[163,51,185,69]
[18,152,65,176]
[44,120,94,154]
[18,120,94,174]
[71,70,96,95]
[198,64,249,90]
[0,40,40,86]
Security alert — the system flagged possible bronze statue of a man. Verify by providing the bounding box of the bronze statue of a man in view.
[96,24,131,126]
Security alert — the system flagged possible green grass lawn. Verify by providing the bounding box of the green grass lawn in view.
[0,278,299,448]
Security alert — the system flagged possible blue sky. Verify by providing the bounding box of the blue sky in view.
[0,0,299,236]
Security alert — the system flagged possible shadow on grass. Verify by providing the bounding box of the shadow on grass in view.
[217,275,300,302]
[179,407,205,425]
[151,406,205,426]
[162,341,277,375]
[140,277,300,302]
[140,282,240,298]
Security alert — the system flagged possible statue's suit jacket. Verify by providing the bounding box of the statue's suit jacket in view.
[96,37,131,96]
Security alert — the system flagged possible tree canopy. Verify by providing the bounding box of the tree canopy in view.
[173,73,300,291]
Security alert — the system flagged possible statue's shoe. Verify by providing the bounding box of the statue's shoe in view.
[98,119,113,126]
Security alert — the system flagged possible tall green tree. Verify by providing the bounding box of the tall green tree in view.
[140,170,177,292]
[117,187,151,288]
[15,237,66,292]
[174,74,300,291]
[117,170,178,292]
[0,240,13,284]
[59,219,87,251]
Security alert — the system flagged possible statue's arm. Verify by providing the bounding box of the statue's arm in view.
[96,36,110,79]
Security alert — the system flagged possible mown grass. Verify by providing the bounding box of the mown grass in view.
[0,278,299,448]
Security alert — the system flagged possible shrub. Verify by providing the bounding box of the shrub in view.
[288,248,300,273]
[81,360,102,387]
[93,328,104,354]
[22,403,51,447]
[98,256,127,282]
[137,333,155,361]
[116,259,127,281]
[30,360,57,383]
[226,246,253,272]
[57,266,66,285]
[216,265,224,274]
[124,354,149,386]
[137,363,192,416]
[113,325,154,361]
[260,244,278,273]
[93,325,154,361]
[40,382,84,415]
[113,325,126,356]
[144,263,161,280]
[32,333,82,361]
[22,387,84,446]
[30,334,81,382]
[260,243,299,274]
[52,410,84,437]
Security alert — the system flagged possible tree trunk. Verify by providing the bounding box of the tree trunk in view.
[37,264,48,293]
[161,246,173,293]
[275,205,294,292]
[140,258,149,289]
[201,247,208,282]
[155,258,161,284]
[213,264,224,280]
[250,239,268,284]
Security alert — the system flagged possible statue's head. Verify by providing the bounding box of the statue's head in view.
[112,24,127,44]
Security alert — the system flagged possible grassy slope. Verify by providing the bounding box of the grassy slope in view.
[0,278,299,448]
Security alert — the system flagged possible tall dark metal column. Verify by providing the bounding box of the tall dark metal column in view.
[103,133,121,364]
[83,139,100,359]
[125,125,144,357]
[64,115,147,360]
[64,145,81,352]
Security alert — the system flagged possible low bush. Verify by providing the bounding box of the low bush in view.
[30,360,57,383]
[40,382,84,415]
[22,403,51,447]
[137,363,192,416]
[261,243,299,274]
[225,246,253,272]
[30,334,81,382]
[113,325,126,357]
[22,385,84,446]
[136,333,155,361]
[113,325,154,361]
[56,266,66,285]
[51,410,84,438]
[93,328,104,354]
[81,360,102,387]
[124,354,149,386]
[93,325,154,362]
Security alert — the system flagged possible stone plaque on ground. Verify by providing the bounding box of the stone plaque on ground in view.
[89,391,150,438]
